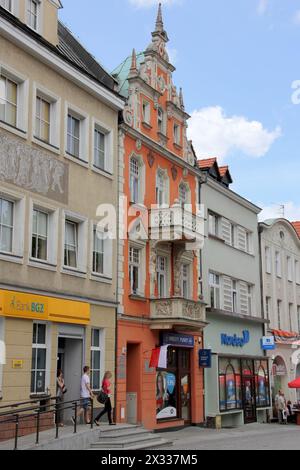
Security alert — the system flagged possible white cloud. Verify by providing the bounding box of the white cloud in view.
[259,202,300,222]
[293,10,300,25]
[257,0,268,16]
[188,106,281,161]
[129,0,178,8]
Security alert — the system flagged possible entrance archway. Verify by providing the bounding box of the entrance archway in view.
[271,356,288,417]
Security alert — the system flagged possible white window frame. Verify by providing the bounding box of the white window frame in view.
[245,231,253,254]
[181,262,191,299]
[232,280,238,313]
[90,328,105,392]
[129,242,146,297]
[295,260,300,285]
[65,103,89,164]
[26,0,41,33]
[157,255,168,298]
[178,181,191,206]
[287,256,293,282]
[289,303,294,332]
[32,83,60,152]
[173,122,180,146]
[209,272,221,309]
[91,224,112,280]
[156,168,169,207]
[247,284,253,316]
[142,99,151,125]
[275,251,282,278]
[230,223,236,248]
[208,212,220,237]
[0,0,13,12]
[62,211,88,275]
[92,119,113,175]
[31,321,50,396]
[129,153,145,205]
[0,189,25,260]
[29,200,58,267]
[277,300,282,330]
[157,107,165,134]
[265,246,272,274]
[0,63,28,134]
[265,297,271,321]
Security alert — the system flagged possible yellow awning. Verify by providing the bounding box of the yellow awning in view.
[0,290,90,325]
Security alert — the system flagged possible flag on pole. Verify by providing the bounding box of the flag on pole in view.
[149,345,170,369]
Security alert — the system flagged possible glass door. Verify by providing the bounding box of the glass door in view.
[242,376,257,424]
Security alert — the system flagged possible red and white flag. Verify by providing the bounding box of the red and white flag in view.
[149,345,170,369]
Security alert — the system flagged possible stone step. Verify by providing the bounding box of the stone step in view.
[99,428,150,440]
[91,436,172,450]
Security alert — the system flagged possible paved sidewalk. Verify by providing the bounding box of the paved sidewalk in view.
[155,423,300,450]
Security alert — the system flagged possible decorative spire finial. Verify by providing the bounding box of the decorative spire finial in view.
[129,48,138,77]
[155,3,164,33]
[179,88,185,110]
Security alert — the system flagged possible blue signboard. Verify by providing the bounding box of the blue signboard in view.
[199,349,212,368]
[162,333,195,349]
[261,336,275,351]
[221,330,250,348]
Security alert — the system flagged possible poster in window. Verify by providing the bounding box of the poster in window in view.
[226,373,236,409]
[156,371,177,420]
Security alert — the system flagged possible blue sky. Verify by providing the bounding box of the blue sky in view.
[60,0,300,220]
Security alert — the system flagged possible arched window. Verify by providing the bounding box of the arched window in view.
[130,154,145,204]
[219,359,242,411]
[156,169,169,207]
[178,182,190,206]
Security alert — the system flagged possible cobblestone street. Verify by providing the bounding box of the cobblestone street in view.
[157,424,300,450]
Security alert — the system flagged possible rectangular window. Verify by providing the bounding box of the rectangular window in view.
[93,229,104,275]
[208,212,219,237]
[181,264,190,299]
[130,158,140,204]
[158,108,164,134]
[142,100,150,124]
[230,223,236,248]
[27,0,39,31]
[0,0,12,12]
[129,246,140,295]
[90,329,102,391]
[266,297,271,321]
[31,209,48,261]
[94,128,105,171]
[265,247,271,274]
[295,260,300,284]
[0,198,13,253]
[35,96,50,143]
[67,114,80,158]
[247,285,252,316]
[0,75,17,127]
[245,231,252,254]
[232,280,238,313]
[209,272,220,309]
[275,251,281,277]
[156,172,166,206]
[277,300,282,330]
[157,255,167,298]
[174,123,180,145]
[31,323,47,395]
[289,304,293,332]
[64,220,78,268]
[287,256,293,282]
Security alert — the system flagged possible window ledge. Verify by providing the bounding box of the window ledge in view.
[28,259,58,272]
[173,143,182,151]
[32,137,60,155]
[65,152,89,168]
[90,273,113,284]
[209,234,226,243]
[62,267,87,279]
[142,121,152,130]
[0,252,23,264]
[0,120,27,139]
[129,294,148,302]
[91,165,114,180]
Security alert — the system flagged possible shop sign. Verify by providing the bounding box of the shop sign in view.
[199,349,212,368]
[162,333,194,349]
[12,360,23,369]
[221,330,250,348]
[261,336,275,351]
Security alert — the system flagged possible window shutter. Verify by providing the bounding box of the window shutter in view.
[221,218,231,245]
[104,238,113,278]
[222,276,233,312]
[237,226,247,252]
[105,133,113,174]
[240,282,249,315]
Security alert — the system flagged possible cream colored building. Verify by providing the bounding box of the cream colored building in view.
[0,0,124,416]
[260,219,300,408]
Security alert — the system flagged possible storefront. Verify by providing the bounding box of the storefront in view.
[0,289,116,414]
[204,313,271,427]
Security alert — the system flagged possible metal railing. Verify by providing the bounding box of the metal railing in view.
[0,396,94,450]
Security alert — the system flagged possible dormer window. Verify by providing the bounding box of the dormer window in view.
[27,0,39,32]
[0,0,12,12]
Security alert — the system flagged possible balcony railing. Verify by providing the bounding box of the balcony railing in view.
[150,297,207,330]
[149,206,204,245]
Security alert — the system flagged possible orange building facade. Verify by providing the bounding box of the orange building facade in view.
[114,5,207,430]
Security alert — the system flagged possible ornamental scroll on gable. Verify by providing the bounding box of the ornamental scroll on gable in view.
[0,132,68,204]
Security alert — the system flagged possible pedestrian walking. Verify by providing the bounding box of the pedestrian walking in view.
[278,391,287,425]
[56,369,66,427]
[72,366,94,425]
[94,371,116,426]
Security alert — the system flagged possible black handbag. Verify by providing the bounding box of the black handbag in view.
[97,390,108,404]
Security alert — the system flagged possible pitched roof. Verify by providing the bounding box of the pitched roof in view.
[292,222,300,238]
[219,166,229,177]
[112,51,145,98]
[197,158,217,169]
